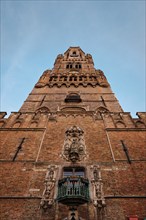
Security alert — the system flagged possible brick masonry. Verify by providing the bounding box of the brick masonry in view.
[0,47,146,220]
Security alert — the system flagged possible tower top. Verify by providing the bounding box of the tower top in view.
[35,47,109,89]
[53,46,94,72]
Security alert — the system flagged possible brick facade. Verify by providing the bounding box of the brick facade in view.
[0,47,146,220]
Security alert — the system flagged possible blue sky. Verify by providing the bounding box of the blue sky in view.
[1,0,145,117]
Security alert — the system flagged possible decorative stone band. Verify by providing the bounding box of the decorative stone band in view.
[35,72,109,88]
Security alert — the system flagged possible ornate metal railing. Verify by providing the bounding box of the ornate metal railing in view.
[57,176,89,204]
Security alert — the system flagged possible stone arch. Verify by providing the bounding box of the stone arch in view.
[0,121,5,128]
[29,121,38,128]
[116,121,126,128]
[96,106,109,113]
[36,106,50,114]
[135,120,145,128]
[12,121,21,128]
[87,82,97,87]
[65,92,82,103]
[60,106,86,112]
[61,83,68,87]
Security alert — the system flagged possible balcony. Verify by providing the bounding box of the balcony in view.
[57,176,89,205]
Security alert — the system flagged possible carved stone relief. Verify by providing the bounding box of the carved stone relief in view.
[62,126,87,163]
[40,165,58,209]
[91,165,106,208]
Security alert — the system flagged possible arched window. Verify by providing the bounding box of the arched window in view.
[65,93,82,103]
[66,63,73,69]
[72,51,76,55]
[75,63,82,69]
[13,121,21,128]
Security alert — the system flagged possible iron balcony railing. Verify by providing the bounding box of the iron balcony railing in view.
[57,176,89,205]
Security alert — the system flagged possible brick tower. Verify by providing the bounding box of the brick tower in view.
[0,47,146,220]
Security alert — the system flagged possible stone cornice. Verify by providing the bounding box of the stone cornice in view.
[106,128,146,131]
[0,128,45,131]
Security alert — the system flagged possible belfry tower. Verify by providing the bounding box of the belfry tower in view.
[0,47,146,220]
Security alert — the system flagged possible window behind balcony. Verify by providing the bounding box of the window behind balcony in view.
[63,167,85,178]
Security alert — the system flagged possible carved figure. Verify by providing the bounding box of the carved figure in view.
[40,165,57,209]
[91,165,106,208]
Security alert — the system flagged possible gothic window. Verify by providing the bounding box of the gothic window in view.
[72,51,76,55]
[84,76,87,81]
[74,76,77,81]
[53,76,57,81]
[65,93,82,103]
[135,121,145,128]
[63,167,85,178]
[70,51,78,57]
[75,63,82,69]
[64,76,67,81]
[79,76,82,81]
[59,76,63,81]
[49,76,57,81]
[49,76,53,81]
[69,76,73,81]
[30,121,38,128]
[116,121,126,128]
[0,121,5,128]
[13,121,21,128]
[66,63,73,69]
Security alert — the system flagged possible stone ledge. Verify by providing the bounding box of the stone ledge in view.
[0,128,45,131]
[106,128,146,131]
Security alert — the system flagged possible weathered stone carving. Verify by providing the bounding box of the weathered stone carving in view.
[48,113,57,122]
[96,70,109,87]
[40,165,57,209]
[62,126,87,163]
[35,70,50,88]
[91,165,106,208]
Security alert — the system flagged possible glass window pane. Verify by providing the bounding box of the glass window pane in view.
[63,167,85,177]
[63,168,73,177]
[75,168,85,177]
